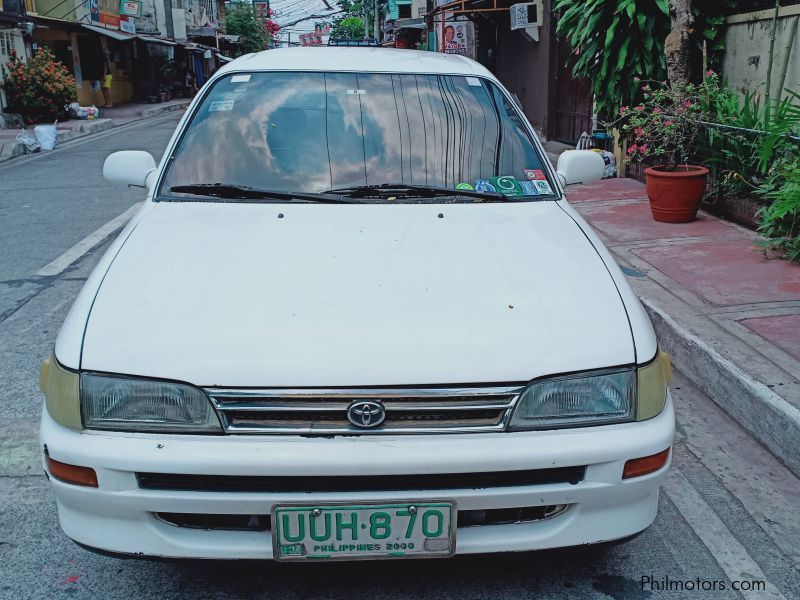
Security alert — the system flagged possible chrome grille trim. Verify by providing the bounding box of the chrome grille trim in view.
[206,386,524,434]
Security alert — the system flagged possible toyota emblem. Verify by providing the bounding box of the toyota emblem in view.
[346,400,386,428]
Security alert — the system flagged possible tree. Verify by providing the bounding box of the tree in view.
[665,0,703,85]
[225,2,269,54]
[331,16,366,40]
[555,0,672,119]
[330,0,371,39]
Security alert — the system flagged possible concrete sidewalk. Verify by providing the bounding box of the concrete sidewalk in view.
[569,178,800,476]
[0,98,190,162]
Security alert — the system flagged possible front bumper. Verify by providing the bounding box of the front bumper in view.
[41,394,674,559]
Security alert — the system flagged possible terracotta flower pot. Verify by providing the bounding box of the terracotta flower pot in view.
[644,165,709,223]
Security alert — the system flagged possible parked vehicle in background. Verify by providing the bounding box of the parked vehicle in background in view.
[40,48,674,562]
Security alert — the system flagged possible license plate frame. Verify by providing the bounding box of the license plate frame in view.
[272,499,457,561]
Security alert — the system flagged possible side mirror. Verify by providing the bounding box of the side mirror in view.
[103,151,157,188]
[556,150,605,186]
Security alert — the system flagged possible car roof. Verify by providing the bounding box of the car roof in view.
[216,47,497,79]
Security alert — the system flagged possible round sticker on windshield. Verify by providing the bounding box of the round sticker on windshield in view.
[491,176,523,196]
[474,179,496,192]
[456,183,475,190]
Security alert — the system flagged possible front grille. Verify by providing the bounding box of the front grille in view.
[137,466,586,492]
[206,386,524,434]
[154,505,571,532]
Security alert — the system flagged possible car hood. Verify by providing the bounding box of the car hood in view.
[81,201,634,386]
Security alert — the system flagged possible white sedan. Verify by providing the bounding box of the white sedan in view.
[40,47,674,562]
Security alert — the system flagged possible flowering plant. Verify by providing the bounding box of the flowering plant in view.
[0,47,77,124]
[610,75,713,169]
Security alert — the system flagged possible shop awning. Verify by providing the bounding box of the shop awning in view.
[218,34,242,43]
[184,42,218,53]
[137,34,178,46]
[395,18,427,30]
[82,24,136,42]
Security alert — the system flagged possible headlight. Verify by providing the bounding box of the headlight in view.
[509,351,672,430]
[40,354,82,430]
[81,373,222,433]
[509,368,635,430]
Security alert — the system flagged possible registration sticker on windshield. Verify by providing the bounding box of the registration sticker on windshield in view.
[491,176,524,197]
[474,179,496,192]
[465,77,482,87]
[518,180,540,196]
[231,74,251,83]
[534,180,553,195]
[524,169,547,180]
[209,99,235,112]
[347,89,367,95]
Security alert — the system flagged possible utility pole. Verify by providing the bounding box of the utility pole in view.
[364,1,370,40]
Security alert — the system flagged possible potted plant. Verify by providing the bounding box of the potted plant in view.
[614,80,710,223]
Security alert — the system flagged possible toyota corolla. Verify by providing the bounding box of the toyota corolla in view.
[40,48,674,561]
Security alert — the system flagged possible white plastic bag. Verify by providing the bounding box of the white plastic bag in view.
[34,122,58,151]
[16,129,41,153]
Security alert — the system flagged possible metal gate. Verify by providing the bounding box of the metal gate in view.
[547,31,593,144]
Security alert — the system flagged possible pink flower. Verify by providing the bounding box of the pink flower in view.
[627,144,638,154]
[683,100,692,108]
[634,76,641,82]
[706,69,714,77]
[635,105,644,111]
[653,107,663,114]
[634,127,645,137]
[664,120,674,126]
[620,106,628,114]
[642,85,650,91]
[639,144,648,155]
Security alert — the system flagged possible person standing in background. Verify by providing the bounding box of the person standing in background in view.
[101,43,113,108]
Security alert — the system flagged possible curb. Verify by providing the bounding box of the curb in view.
[642,297,800,478]
[139,99,191,119]
[0,100,190,164]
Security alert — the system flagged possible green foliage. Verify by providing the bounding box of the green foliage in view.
[225,2,268,54]
[0,47,77,124]
[331,0,370,39]
[757,159,800,262]
[693,0,738,71]
[331,16,366,40]
[554,0,672,118]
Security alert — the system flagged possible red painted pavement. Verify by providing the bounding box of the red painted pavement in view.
[581,201,743,243]
[633,240,800,306]
[565,178,648,203]
[740,315,800,360]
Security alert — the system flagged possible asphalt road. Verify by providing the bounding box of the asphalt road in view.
[1,115,799,599]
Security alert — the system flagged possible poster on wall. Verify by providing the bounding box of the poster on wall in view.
[119,16,136,34]
[120,1,142,17]
[98,0,121,28]
[438,21,474,58]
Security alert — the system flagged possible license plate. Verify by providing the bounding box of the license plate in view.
[272,501,456,561]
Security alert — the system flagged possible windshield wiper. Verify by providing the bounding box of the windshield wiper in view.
[168,184,357,204]
[324,183,507,202]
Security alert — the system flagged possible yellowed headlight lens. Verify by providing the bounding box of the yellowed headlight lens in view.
[40,354,82,430]
[637,350,672,421]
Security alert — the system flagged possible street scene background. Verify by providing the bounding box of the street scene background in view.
[0,110,799,600]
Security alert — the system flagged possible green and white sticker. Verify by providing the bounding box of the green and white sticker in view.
[491,176,524,196]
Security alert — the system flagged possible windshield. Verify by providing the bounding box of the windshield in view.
[158,71,558,202]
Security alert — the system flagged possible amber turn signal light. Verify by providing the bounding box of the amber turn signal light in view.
[622,448,671,479]
[46,456,98,487]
